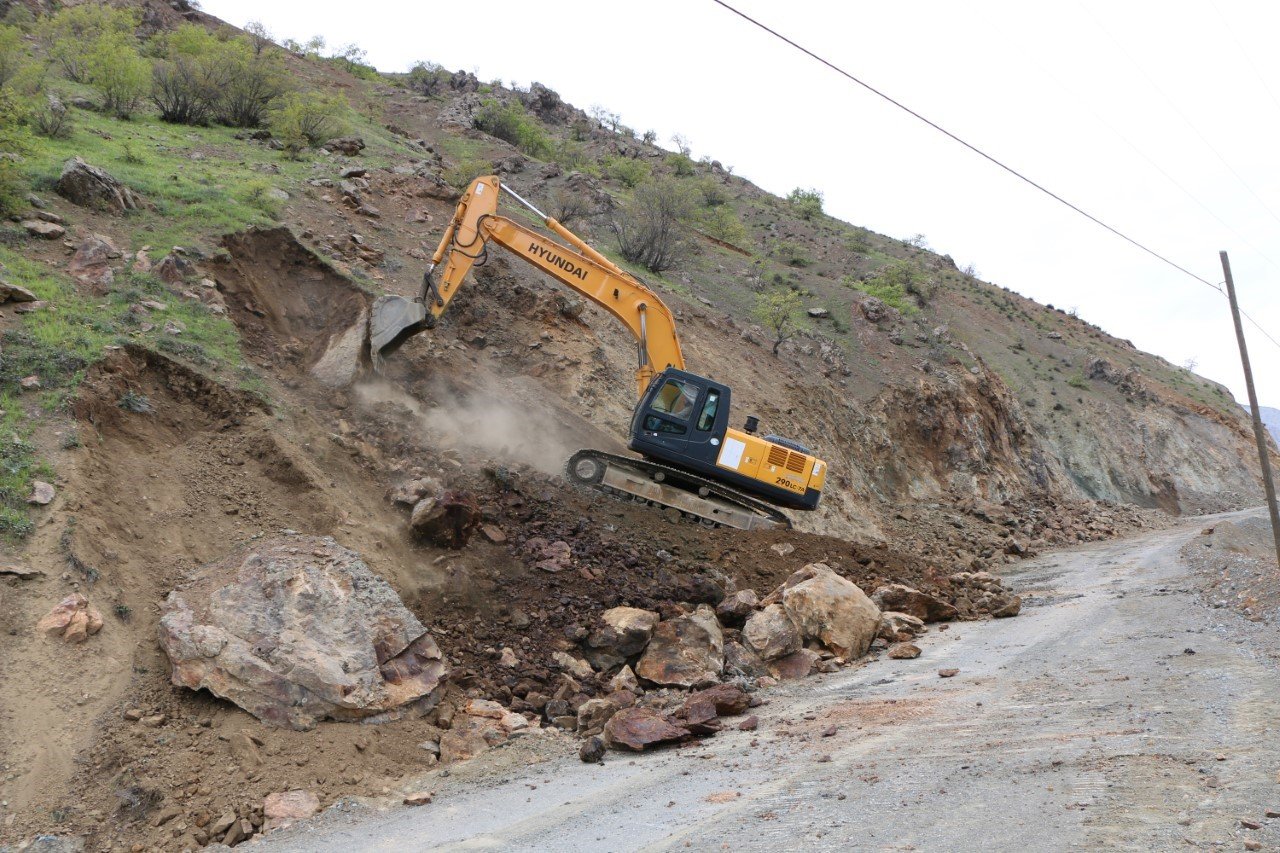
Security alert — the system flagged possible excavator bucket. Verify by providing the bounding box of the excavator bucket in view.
[369,294,432,365]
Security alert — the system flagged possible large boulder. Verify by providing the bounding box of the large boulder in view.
[55,157,145,214]
[158,534,448,730]
[635,605,723,688]
[68,234,121,292]
[871,583,958,623]
[410,491,481,548]
[779,563,881,658]
[602,707,690,751]
[743,603,801,661]
[582,606,659,670]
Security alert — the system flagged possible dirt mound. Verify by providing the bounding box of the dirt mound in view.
[211,227,370,383]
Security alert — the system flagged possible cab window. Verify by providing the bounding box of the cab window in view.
[651,379,699,421]
[643,414,686,434]
[696,389,720,431]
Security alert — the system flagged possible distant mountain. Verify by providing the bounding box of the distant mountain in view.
[1259,406,1280,446]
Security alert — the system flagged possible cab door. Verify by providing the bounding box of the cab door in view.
[635,375,700,457]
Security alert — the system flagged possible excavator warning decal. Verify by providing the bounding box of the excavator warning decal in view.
[718,437,746,470]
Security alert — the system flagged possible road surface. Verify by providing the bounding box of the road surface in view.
[259,510,1280,851]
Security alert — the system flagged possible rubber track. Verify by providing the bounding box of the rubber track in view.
[565,449,792,529]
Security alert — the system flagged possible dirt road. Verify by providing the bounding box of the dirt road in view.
[259,510,1280,851]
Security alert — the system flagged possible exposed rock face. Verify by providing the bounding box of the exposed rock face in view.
[37,593,103,643]
[743,603,801,661]
[309,305,368,388]
[158,534,448,730]
[871,583,959,623]
[635,605,723,688]
[56,157,145,213]
[68,234,120,292]
[583,606,659,670]
[779,563,881,658]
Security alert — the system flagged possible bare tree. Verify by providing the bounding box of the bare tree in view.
[611,178,694,273]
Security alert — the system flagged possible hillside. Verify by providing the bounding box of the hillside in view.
[1257,405,1280,446]
[0,3,1272,850]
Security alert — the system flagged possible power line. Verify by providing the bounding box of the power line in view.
[709,0,1280,357]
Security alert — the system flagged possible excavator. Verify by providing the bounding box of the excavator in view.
[369,175,827,530]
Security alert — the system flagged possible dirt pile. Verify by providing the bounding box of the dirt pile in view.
[1185,516,1280,623]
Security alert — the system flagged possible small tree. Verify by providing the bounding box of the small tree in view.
[87,33,150,119]
[786,187,823,220]
[407,60,448,97]
[754,290,803,356]
[271,91,346,156]
[151,25,234,125]
[0,25,31,89]
[612,177,695,273]
[38,5,139,83]
[218,40,288,127]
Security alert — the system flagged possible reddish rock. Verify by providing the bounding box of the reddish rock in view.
[681,684,750,717]
[635,605,723,688]
[724,640,769,678]
[68,234,119,291]
[155,252,196,285]
[715,588,759,625]
[991,596,1022,618]
[37,593,103,643]
[768,648,819,680]
[738,715,759,731]
[583,605,659,670]
[878,611,925,641]
[403,791,433,806]
[262,790,320,832]
[938,668,959,678]
[410,490,481,548]
[22,219,65,239]
[871,583,959,623]
[602,707,690,751]
[27,480,55,505]
[0,279,37,304]
[888,643,921,659]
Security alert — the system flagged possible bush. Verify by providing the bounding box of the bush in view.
[862,260,935,309]
[218,40,288,128]
[602,155,650,188]
[1066,371,1088,390]
[786,186,823,220]
[87,33,150,118]
[612,177,695,273]
[0,91,30,216]
[552,139,589,171]
[0,24,32,90]
[407,60,449,97]
[443,155,493,190]
[694,176,729,207]
[667,153,695,177]
[30,93,72,139]
[695,205,747,245]
[151,25,231,125]
[754,289,803,356]
[473,98,551,158]
[270,91,346,156]
[38,5,139,84]
[769,239,811,268]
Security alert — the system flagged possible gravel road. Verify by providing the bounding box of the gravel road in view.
[259,509,1280,851]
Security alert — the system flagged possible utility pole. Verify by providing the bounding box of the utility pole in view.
[1220,250,1280,570]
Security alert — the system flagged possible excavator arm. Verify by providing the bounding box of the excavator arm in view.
[370,175,685,398]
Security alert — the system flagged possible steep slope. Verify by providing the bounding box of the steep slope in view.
[1257,405,1280,446]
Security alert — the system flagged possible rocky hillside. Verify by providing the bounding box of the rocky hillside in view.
[0,2,1272,850]
[1257,405,1280,446]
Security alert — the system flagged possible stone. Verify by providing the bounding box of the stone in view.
[465,698,506,719]
[609,665,640,693]
[309,305,368,388]
[583,606,659,670]
[743,603,801,662]
[19,375,40,390]
[403,791,433,806]
[938,668,959,678]
[780,564,882,657]
[389,477,440,506]
[480,524,506,544]
[680,684,750,717]
[340,167,368,179]
[22,219,65,239]
[229,731,262,766]
[208,810,237,837]
[723,640,769,678]
[871,584,958,623]
[409,491,481,548]
[37,593,103,643]
[0,279,37,304]
[738,715,759,731]
[859,296,887,323]
[27,480,55,505]
[0,564,42,580]
[551,651,594,679]
[579,735,606,763]
[123,708,143,721]
[769,542,795,557]
[602,706,690,751]
[525,537,572,572]
[133,248,153,274]
[68,234,119,291]
[878,611,925,641]
[715,588,759,626]
[140,713,166,727]
[440,715,505,761]
[991,595,1022,618]
[887,643,921,659]
[635,605,723,688]
[497,647,518,667]
[807,307,830,318]
[262,790,319,832]
[576,697,619,735]
[323,137,366,156]
[768,649,819,680]
[158,534,448,730]
[154,252,195,285]
[55,157,145,214]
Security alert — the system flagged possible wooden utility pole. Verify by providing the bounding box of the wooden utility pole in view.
[1220,250,1280,569]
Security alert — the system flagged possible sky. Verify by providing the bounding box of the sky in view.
[203,0,1280,409]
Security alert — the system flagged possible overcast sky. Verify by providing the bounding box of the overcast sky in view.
[204,0,1280,409]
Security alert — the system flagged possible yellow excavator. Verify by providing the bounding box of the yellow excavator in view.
[370,175,827,529]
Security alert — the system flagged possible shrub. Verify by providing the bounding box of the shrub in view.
[694,176,729,207]
[611,177,695,273]
[217,40,288,128]
[753,289,803,356]
[443,155,493,190]
[602,155,650,188]
[667,153,695,177]
[1066,371,1088,390]
[863,260,935,308]
[407,60,449,97]
[0,25,31,89]
[0,91,29,217]
[552,138,589,170]
[769,239,811,268]
[30,93,72,139]
[270,91,346,156]
[38,5,139,84]
[550,186,598,225]
[786,186,823,220]
[87,33,150,119]
[695,205,747,245]
[473,98,551,158]
[151,25,232,125]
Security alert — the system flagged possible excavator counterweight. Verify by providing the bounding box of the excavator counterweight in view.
[370,176,829,528]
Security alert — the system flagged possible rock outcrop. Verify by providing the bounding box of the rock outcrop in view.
[158,534,448,730]
[55,157,145,214]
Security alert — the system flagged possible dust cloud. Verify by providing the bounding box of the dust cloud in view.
[355,380,577,475]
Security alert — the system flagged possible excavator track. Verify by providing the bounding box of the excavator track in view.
[565,450,791,531]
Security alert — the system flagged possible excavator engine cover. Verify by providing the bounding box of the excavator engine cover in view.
[369,294,432,364]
